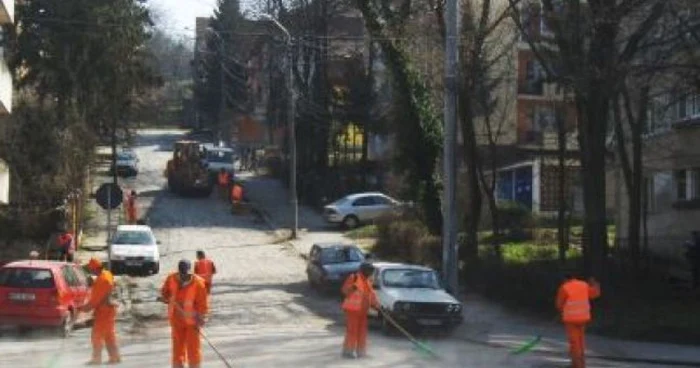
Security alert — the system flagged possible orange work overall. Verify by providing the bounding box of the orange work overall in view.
[230,184,243,204]
[88,270,119,363]
[341,273,376,356]
[162,274,209,368]
[125,196,137,224]
[217,173,230,200]
[556,279,601,368]
[194,259,215,294]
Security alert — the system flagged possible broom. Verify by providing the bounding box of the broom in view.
[378,308,440,359]
[509,315,560,355]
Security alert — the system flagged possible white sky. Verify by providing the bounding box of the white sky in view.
[149,0,219,38]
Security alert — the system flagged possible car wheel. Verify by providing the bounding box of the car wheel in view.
[152,262,160,275]
[342,215,360,229]
[59,311,75,338]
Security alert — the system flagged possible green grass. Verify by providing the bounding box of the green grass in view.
[345,225,378,239]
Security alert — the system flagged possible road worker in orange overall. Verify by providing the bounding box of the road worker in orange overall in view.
[125,190,138,224]
[556,272,601,368]
[160,260,209,368]
[80,258,121,365]
[230,182,243,204]
[217,168,230,200]
[341,262,380,359]
[193,250,217,294]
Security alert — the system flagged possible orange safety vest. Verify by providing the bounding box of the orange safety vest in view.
[218,172,229,186]
[165,274,201,326]
[194,259,214,284]
[341,273,372,313]
[559,279,595,324]
[231,185,243,202]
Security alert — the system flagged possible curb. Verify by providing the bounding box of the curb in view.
[455,334,700,367]
[250,202,307,260]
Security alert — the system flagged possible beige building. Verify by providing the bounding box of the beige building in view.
[613,93,700,260]
[470,0,581,215]
[0,0,14,204]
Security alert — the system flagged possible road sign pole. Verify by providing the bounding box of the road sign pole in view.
[107,185,112,270]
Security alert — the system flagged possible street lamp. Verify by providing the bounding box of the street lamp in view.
[261,13,298,240]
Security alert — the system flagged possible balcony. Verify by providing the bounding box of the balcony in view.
[0,0,13,24]
[518,81,544,96]
[519,130,543,145]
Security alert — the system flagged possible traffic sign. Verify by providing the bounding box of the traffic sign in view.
[96,183,123,210]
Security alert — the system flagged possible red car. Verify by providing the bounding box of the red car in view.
[0,260,93,337]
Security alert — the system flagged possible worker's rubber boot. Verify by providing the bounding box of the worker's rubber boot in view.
[86,350,102,365]
[341,350,356,359]
[106,344,121,364]
[571,356,584,368]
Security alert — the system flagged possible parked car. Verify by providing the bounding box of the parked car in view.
[109,225,160,275]
[113,150,139,177]
[323,192,405,229]
[0,260,94,337]
[204,145,236,181]
[370,262,463,334]
[306,243,368,292]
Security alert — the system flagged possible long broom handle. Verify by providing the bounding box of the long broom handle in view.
[168,299,235,368]
[377,308,439,358]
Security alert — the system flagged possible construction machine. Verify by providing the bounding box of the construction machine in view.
[165,140,214,197]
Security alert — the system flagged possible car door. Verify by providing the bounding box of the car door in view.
[60,266,82,314]
[351,196,376,222]
[70,265,91,322]
[371,195,394,219]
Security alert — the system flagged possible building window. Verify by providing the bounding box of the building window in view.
[533,105,556,132]
[676,169,688,200]
[674,168,700,201]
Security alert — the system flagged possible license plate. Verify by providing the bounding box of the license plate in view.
[417,319,442,326]
[125,261,142,266]
[9,293,36,302]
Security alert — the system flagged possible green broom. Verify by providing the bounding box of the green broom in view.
[379,309,440,359]
[510,335,542,355]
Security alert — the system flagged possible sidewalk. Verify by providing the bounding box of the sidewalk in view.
[246,175,700,367]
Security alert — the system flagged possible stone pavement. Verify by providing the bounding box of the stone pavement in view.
[246,174,700,367]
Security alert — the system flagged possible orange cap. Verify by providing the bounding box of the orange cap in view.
[87,258,102,271]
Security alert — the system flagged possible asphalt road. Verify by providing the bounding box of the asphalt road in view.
[0,130,662,368]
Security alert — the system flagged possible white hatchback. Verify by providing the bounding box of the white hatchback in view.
[109,225,160,275]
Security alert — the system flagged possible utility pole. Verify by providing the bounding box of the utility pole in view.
[262,14,298,239]
[218,37,226,143]
[442,0,459,295]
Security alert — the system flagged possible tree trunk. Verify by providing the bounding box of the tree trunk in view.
[557,105,569,263]
[578,95,608,279]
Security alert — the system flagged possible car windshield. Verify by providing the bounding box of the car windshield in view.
[320,247,364,264]
[207,150,233,163]
[113,230,154,245]
[118,153,134,160]
[331,197,350,206]
[0,268,55,288]
[382,269,440,289]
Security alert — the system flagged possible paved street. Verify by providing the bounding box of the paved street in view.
[0,130,690,368]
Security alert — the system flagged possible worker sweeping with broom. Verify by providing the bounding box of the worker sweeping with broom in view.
[340,262,380,359]
[161,260,209,368]
[556,271,601,368]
